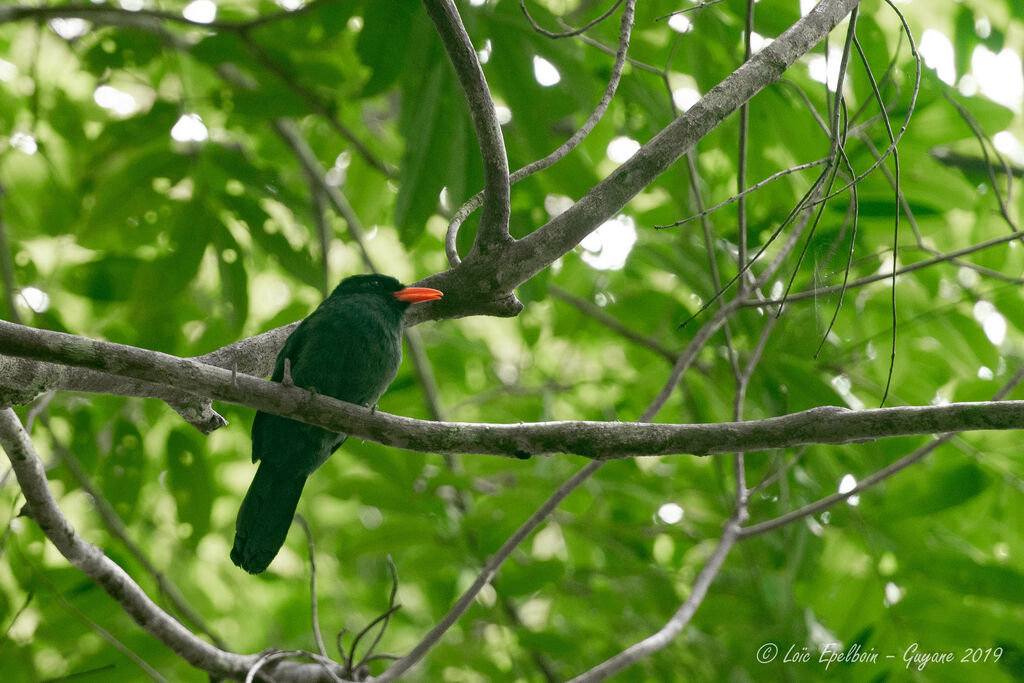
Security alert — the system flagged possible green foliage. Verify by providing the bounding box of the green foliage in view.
[0,0,1022,681]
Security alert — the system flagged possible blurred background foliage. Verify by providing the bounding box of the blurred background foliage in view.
[1,0,1023,680]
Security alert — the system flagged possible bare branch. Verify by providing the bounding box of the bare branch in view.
[42,417,227,649]
[569,515,743,681]
[376,461,602,682]
[423,0,510,256]
[0,408,350,682]
[4,321,1024,460]
[519,0,624,39]
[548,285,678,363]
[446,0,635,266]
[499,0,865,291]
[740,365,1024,538]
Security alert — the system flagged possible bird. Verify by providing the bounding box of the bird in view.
[230,273,443,574]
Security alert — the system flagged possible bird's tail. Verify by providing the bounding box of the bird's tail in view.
[231,461,307,574]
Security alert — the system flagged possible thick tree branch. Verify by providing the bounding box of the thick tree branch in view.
[0,0,865,348]
[496,0,863,290]
[41,416,227,649]
[422,0,511,256]
[0,0,339,32]
[0,355,229,434]
[2,321,1023,461]
[445,0,636,267]
[0,408,349,682]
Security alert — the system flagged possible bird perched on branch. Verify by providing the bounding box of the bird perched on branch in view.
[231,274,443,574]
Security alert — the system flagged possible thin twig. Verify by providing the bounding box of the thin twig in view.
[294,515,330,660]
[0,182,21,325]
[740,366,1024,538]
[40,415,227,649]
[18,541,170,683]
[656,159,829,229]
[352,555,401,673]
[549,285,678,363]
[655,0,729,21]
[446,0,636,266]
[741,229,1024,308]
[0,408,345,681]
[519,0,624,38]
[568,512,744,681]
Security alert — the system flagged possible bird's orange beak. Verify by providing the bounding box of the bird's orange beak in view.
[393,286,444,303]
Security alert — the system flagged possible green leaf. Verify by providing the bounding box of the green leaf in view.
[83,29,163,72]
[166,430,213,548]
[69,256,143,302]
[231,89,312,118]
[500,558,565,596]
[212,224,249,334]
[357,0,420,97]
[100,420,146,523]
[882,461,991,519]
[190,33,251,68]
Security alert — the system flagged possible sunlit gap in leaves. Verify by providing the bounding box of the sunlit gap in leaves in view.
[830,373,865,411]
[19,287,50,314]
[884,582,906,607]
[916,26,1023,113]
[94,85,140,117]
[544,194,637,272]
[672,85,701,111]
[606,136,640,163]
[171,114,209,143]
[973,301,1007,346]
[993,131,1024,164]
[969,46,1024,112]
[807,48,845,92]
[478,38,493,64]
[657,503,684,524]
[275,0,306,10]
[668,15,693,34]
[837,473,859,506]
[919,29,956,84]
[749,32,774,54]
[0,58,15,81]
[182,0,217,24]
[48,18,89,40]
[533,56,561,87]
[580,217,636,271]
[9,132,37,155]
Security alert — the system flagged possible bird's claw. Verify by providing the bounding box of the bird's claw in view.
[282,358,295,387]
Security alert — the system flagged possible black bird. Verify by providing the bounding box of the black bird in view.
[231,274,443,574]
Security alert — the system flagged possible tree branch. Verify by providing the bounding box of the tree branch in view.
[445,0,635,266]
[422,0,511,256]
[4,321,1024,460]
[497,0,864,290]
[0,408,350,682]
[569,514,742,682]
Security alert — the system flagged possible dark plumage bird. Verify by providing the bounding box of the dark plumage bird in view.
[231,274,443,574]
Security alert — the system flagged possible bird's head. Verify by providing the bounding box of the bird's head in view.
[330,274,443,307]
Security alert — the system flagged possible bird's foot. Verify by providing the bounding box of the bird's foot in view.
[281,358,295,387]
